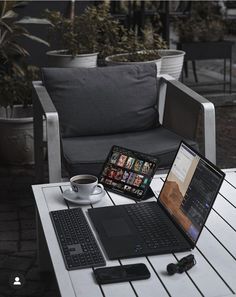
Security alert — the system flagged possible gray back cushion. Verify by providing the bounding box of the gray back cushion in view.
[42,64,159,138]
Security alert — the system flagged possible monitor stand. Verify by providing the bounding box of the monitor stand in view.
[142,186,156,200]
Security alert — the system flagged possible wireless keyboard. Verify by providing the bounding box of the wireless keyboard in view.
[50,208,106,270]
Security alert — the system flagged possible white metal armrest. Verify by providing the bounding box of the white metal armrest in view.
[158,75,216,164]
[33,81,62,183]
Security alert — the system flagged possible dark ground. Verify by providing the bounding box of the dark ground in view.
[0,57,236,296]
[0,165,60,297]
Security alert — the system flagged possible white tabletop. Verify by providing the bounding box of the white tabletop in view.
[32,169,236,297]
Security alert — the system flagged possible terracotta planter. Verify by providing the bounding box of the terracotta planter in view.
[105,51,162,76]
[46,50,98,68]
[158,49,185,80]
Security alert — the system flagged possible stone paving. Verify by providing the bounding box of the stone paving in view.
[0,167,60,297]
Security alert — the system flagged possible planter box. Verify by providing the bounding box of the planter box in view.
[177,41,234,91]
[178,41,233,60]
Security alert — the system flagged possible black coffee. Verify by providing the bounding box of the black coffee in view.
[74,178,95,184]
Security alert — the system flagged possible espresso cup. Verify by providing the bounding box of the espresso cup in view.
[70,175,104,200]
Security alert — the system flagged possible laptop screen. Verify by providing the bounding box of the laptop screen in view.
[159,142,225,243]
[99,146,158,199]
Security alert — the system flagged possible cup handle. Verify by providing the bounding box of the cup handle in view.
[91,183,104,195]
[97,183,104,190]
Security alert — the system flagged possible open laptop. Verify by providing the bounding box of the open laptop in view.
[88,141,225,259]
[99,145,159,200]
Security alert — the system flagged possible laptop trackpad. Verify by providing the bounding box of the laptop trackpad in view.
[102,218,132,238]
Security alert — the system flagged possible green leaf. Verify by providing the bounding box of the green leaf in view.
[0,30,7,44]
[12,42,29,55]
[2,9,17,19]
[13,1,29,8]
[0,20,14,33]
[0,0,7,18]
[16,17,52,25]
[22,33,50,46]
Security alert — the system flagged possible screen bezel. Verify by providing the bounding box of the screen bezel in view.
[99,145,159,200]
[157,141,225,248]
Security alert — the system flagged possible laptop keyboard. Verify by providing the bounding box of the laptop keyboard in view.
[124,203,182,249]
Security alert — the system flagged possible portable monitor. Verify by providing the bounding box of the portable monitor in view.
[99,145,159,200]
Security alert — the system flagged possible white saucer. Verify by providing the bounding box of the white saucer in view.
[62,187,105,205]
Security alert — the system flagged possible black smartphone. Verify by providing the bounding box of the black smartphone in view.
[94,263,150,284]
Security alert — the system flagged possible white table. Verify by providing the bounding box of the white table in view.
[32,169,236,297]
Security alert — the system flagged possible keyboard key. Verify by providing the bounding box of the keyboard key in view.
[124,203,182,249]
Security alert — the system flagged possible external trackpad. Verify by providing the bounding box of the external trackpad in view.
[102,218,132,238]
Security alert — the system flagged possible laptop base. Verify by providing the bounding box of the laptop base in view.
[88,202,191,260]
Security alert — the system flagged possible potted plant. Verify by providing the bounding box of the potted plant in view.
[0,1,49,165]
[105,27,165,75]
[175,2,226,43]
[44,3,122,68]
[174,2,227,82]
[104,21,185,80]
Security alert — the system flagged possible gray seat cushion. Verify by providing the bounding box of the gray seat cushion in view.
[62,127,198,177]
[42,63,159,138]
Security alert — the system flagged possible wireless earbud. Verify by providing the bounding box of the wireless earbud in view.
[167,254,196,275]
